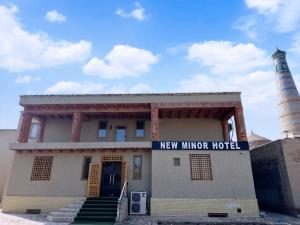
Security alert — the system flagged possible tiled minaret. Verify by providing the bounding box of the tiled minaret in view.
[272,49,300,138]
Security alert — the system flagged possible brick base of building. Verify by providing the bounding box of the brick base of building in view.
[150,198,259,217]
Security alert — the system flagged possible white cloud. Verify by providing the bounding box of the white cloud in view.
[188,41,270,74]
[45,10,66,23]
[246,0,281,14]
[15,75,41,84]
[0,4,91,72]
[244,0,300,33]
[116,2,146,21]
[179,71,276,105]
[83,45,158,79]
[130,83,151,93]
[233,16,259,40]
[45,81,104,94]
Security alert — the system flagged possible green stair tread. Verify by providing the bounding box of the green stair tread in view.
[70,222,115,225]
[73,197,118,224]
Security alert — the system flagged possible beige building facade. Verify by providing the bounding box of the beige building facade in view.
[0,129,17,203]
[2,93,258,220]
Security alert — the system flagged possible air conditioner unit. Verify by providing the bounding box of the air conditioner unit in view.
[130,191,147,215]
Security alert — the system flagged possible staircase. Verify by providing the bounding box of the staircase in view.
[70,197,118,225]
[47,199,85,223]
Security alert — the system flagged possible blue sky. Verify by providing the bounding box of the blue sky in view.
[1,0,300,140]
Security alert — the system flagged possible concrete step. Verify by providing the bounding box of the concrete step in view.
[47,215,74,222]
[47,198,85,222]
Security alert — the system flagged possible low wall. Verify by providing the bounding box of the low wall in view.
[150,198,259,217]
[1,195,84,213]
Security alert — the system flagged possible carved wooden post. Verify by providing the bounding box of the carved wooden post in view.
[234,106,248,141]
[18,112,33,143]
[151,104,159,141]
[37,117,46,143]
[222,118,230,141]
[71,112,82,142]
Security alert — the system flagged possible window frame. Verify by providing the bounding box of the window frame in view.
[98,121,108,138]
[173,157,180,166]
[30,123,39,139]
[133,155,142,180]
[116,126,126,142]
[30,156,53,181]
[136,120,145,138]
[189,154,213,181]
[81,156,92,180]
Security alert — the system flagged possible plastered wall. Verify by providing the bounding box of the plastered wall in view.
[151,150,256,199]
[5,150,151,197]
[0,130,17,202]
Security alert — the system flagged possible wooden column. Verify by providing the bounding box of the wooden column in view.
[151,104,159,141]
[71,112,82,142]
[18,112,33,143]
[234,106,247,141]
[37,117,46,143]
[222,118,230,141]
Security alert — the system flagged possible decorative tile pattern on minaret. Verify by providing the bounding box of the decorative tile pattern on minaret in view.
[272,49,300,138]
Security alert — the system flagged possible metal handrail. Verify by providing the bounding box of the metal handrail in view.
[118,179,127,203]
[116,179,128,222]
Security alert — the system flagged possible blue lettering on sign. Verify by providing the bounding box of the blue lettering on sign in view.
[152,141,249,151]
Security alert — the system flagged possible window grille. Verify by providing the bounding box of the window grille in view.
[102,155,124,161]
[189,154,213,180]
[31,156,53,181]
[173,158,180,166]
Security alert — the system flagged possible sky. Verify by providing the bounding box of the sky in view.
[1,0,300,140]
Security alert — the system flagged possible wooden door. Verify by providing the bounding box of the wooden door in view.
[87,163,102,197]
[121,161,127,189]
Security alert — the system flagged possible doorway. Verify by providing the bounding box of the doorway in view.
[100,161,122,197]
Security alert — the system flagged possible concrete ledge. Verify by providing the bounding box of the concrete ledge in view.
[1,196,85,213]
[9,141,152,151]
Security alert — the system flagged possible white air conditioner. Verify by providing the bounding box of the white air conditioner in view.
[130,191,147,215]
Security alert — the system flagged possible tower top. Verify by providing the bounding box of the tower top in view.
[272,48,286,60]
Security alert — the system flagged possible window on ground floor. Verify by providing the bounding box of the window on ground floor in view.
[189,154,213,180]
[31,156,53,181]
[81,156,92,179]
[173,157,180,166]
[133,155,142,180]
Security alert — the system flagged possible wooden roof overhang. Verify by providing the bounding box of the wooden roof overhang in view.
[24,101,239,120]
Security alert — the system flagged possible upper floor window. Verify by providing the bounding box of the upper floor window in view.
[98,121,107,138]
[136,121,145,137]
[116,126,126,142]
[30,123,39,139]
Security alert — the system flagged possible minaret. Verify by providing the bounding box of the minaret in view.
[272,49,300,138]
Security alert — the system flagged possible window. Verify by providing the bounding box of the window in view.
[30,123,39,139]
[116,126,126,142]
[189,154,213,180]
[133,155,142,180]
[82,157,92,179]
[31,156,53,181]
[136,121,145,137]
[98,121,107,138]
[173,158,180,166]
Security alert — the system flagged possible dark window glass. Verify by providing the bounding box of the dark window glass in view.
[133,155,142,180]
[116,127,126,142]
[82,157,92,179]
[173,158,180,166]
[136,121,144,137]
[98,121,107,138]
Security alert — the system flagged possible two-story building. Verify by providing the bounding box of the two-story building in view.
[1,92,259,222]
